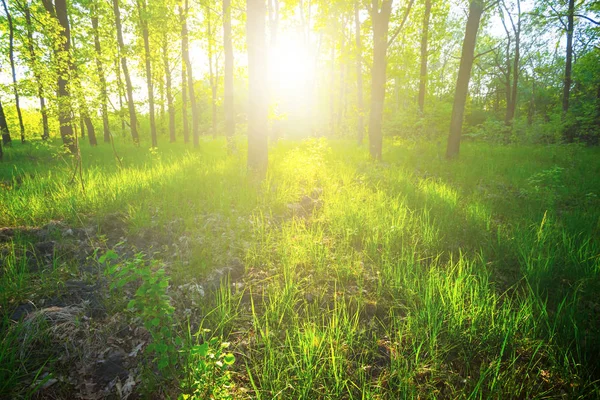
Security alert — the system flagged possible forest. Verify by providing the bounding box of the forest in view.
[0,0,599,397]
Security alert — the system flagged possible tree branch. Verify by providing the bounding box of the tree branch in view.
[574,14,600,25]
[387,0,415,47]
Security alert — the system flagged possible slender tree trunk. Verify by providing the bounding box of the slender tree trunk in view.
[247,0,268,175]
[116,56,126,136]
[2,0,25,143]
[223,0,235,150]
[368,0,392,160]
[562,0,574,116]
[329,40,335,136]
[79,115,85,139]
[70,21,97,147]
[0,100,9,152]
[337,35,345,132]
[206,5,217,137]
[91,12,111,143]
[355,2,364,144]
[418,0,431,114]
[446,0,484,159]
[163,34,176,142]
[137,0,157,147]
[180,1,199,147]
[24,5,49,140]
[113,0,139,144]
[42,0,76,153]
[506,0,520,125]
[181,62,189,143]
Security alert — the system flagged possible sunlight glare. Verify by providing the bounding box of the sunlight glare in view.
[269,32,314,106]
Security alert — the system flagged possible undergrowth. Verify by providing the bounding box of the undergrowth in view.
[0,137,599,398]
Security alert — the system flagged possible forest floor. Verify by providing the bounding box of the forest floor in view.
[1,137,599,399]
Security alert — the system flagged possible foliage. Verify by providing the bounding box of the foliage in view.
[103,250,179,370]
[180,332,235,400]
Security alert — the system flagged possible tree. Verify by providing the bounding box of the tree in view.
[247,0,268,175]
[563,0,574,115]
[446,0,485,159]
[162,32,176,142]
[2,0,25,143]
[113,0,140,144]
[91,2,111,143]
[180,0,199,147]
[354,1,364,144]
[418,0,431,114]
[137,0,158,147]
[42,0,76,153]
[368,0,414,160]
[0,99,9,154]
[223,0,235,150]
[21,1,50,140]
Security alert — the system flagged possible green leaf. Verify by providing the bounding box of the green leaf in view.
[223,353,235,365]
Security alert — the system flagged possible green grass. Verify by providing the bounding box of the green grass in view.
[1,137,599,398]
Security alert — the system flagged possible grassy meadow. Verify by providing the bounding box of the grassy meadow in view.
[1,138,599,398]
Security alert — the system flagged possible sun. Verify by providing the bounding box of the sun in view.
[268,31,315,106]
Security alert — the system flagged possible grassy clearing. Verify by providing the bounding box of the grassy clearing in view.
[0,138,599,398]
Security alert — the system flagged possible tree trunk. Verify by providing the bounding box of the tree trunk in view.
[355,2,364,145]
[562,0,574,116]
[247,0,268,175]
[2,0,25,143]
[418,0,431,114]
[0,100,9,152]
[137,0,157,147]
[91,12,111,143]
[42,0,76,153]
[181,59,189,143]
[113,0,139,144]
[24,5,49,140]
[329,40,335,136]
[80,115,86,139]
[163,33,176,142]
[70,18,97,147]
[181,1,199,147]
[445,0,484,159]
[116,56,126,136]
[506,0,520,125]
[223,0,235,150]
[368,0,392,160]
[206,5,217,137]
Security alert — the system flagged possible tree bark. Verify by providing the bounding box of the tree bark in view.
[506,0,520,125]
[23,4,49,140]
[206,5,217,137]
[91,11,111,143]
[181,58,189,143]
[113,0,139,144]
[355,2,364,144]
[247,0,268,175]
[368,0,392,160]
[162,33,176,143]
[2,0,25,143]
[329,39,335,136]
[446,0,484,159]
[0,100,9,152]
[42,0,76,153]
[181,1,199,147]
[223,0,235,150]
[137,0,158,147]
[562,0,574,116]
[418,0,431,114]
[116,56,126,136]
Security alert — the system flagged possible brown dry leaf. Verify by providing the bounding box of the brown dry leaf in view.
[116,374,137,400]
